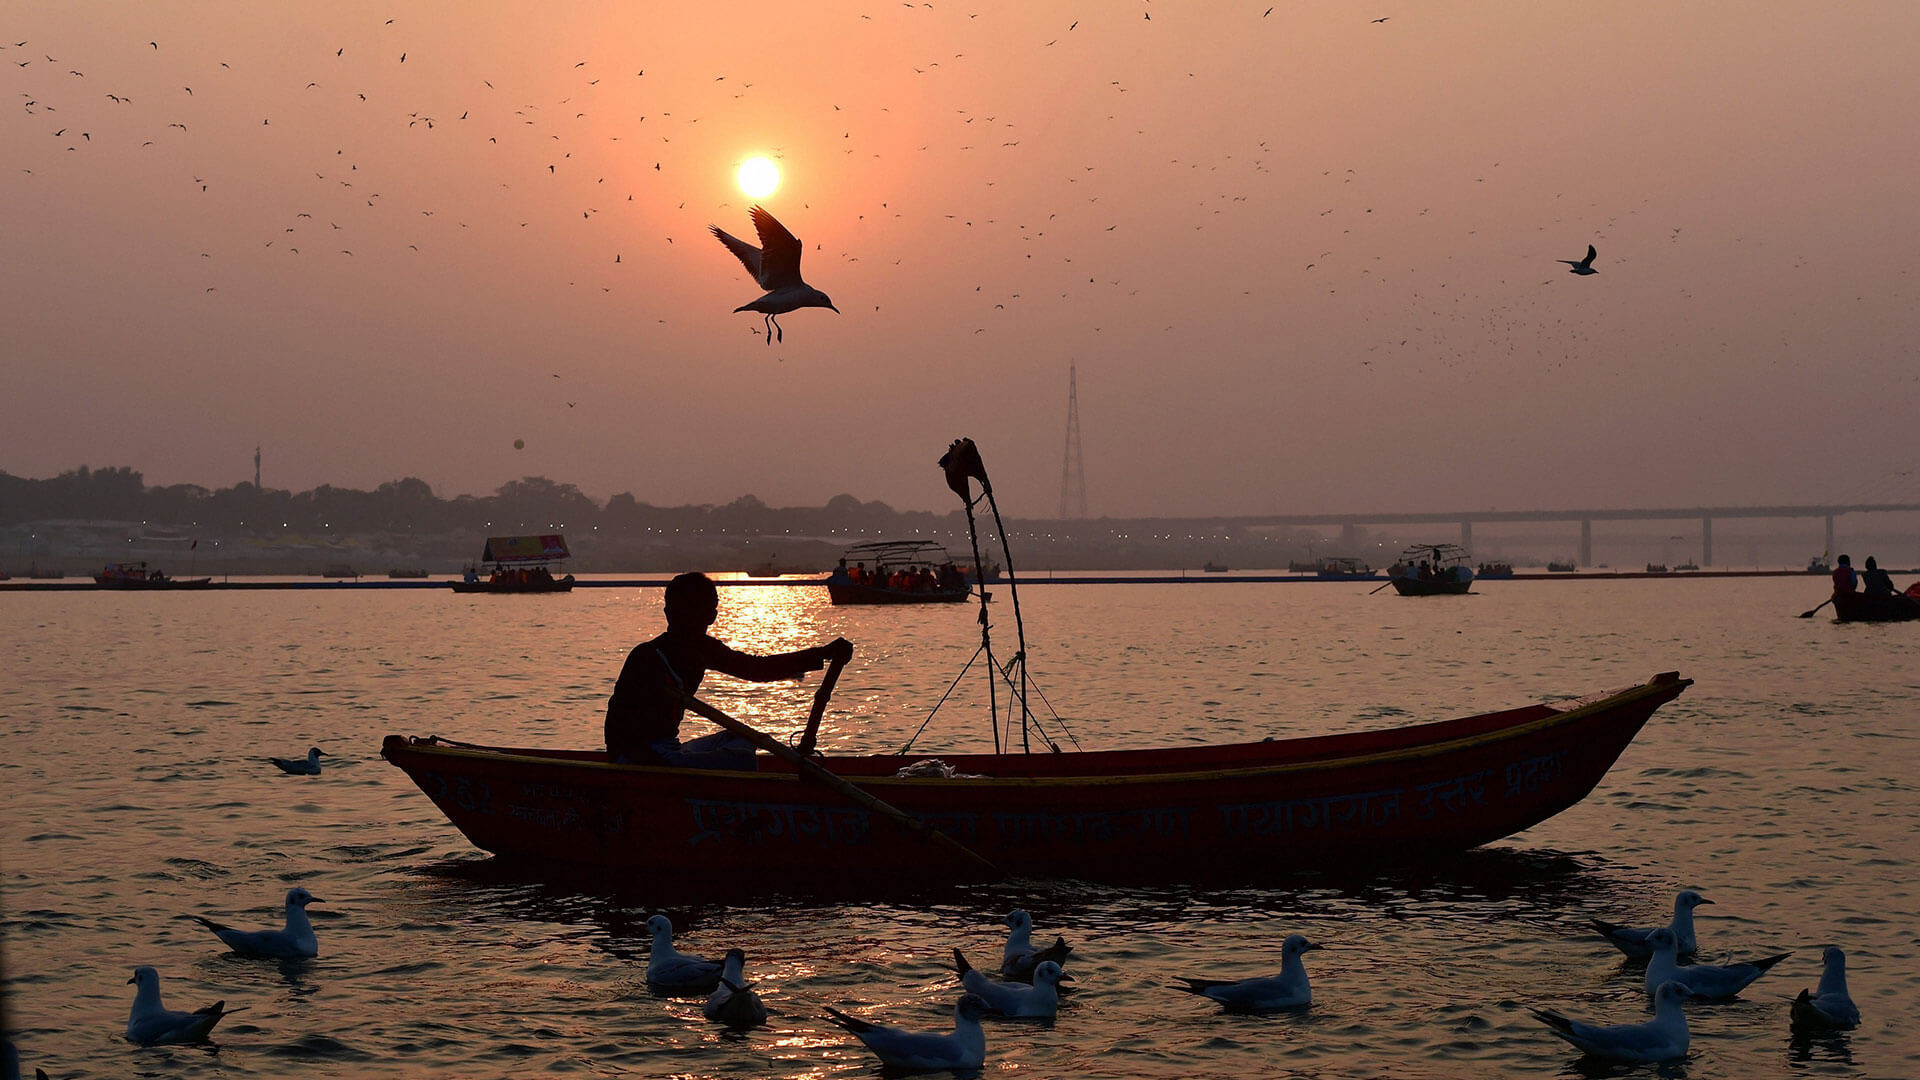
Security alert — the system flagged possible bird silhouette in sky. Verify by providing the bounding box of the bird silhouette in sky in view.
[710,206,838,345]
[1560,244,1599,275]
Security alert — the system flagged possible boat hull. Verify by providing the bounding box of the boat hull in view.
[1832,591,1920,622]
[92,576,214,589]
[826,582,970,605]
[450,576,575,594]
[382,673,1689,886]
[1390,577,1473,596]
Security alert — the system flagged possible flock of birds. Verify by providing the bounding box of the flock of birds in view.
[0,740,1866,1074]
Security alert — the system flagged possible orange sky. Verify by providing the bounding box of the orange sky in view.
[4,2,1918,516]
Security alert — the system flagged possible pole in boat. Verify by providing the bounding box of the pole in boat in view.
[671,687,1000,878]
[941,437,1040,753]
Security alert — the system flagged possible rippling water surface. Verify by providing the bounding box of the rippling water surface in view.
[3,576,1915,1078]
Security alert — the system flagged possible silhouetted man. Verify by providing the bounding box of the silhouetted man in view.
[1831,554,1857,596]
[606,572,851,768]
[1860,556,1896,597]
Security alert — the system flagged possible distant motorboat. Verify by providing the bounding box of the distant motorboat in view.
[1201,561,1229,573]
[1476,562,1514,579]
[826,540,971,605]
[1314,557,1378,581]
[94,561,212,590]
[1645,564,1670,574]
[1547,561,1577,573]
[1806,555,1832,574]
[320,563,359,579]
[388,568,430,579]
[450,535,575,594]
[1674,562,1700,572]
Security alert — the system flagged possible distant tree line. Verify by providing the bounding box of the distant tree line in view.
[0,465,965,539]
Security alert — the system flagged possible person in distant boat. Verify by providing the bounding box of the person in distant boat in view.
[1831,554,1857,596]
[605,571,852,768]
[1860,556,1896,597]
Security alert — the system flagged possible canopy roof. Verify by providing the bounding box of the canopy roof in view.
[1400,543,1470,565]
[481,534,570,563]
[841,539,954,569]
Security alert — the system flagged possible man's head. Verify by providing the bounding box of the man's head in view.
[1865,556,1878,570]
[663,572,720,630]
[1837,554,1851,566]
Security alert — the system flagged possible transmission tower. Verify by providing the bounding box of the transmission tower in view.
[1059,362,1087,518]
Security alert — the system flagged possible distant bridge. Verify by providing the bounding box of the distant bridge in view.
[1074,504,1920,566]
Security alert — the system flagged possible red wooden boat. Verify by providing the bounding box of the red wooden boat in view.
[381,671,1690,886]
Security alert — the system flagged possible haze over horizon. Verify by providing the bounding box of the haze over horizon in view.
[6,3,1918,518]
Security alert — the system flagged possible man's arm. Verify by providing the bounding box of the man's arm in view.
[704,636,850,683]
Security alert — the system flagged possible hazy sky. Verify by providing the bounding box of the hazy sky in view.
[5,2,1919,517]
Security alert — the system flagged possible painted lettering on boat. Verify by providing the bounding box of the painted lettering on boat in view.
[1413,770,1491,819]
[1503,751,1566,797]
[686,799,871,846]
[1219,788,1403,838]
[420,768,494,816]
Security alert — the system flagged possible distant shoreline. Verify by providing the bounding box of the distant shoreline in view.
[0,568,1874,591]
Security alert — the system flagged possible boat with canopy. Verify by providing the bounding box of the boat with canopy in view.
[450,535,575,593]
[824,540,970,604]
[385,440,1690,887]
[1387,544,1475,596]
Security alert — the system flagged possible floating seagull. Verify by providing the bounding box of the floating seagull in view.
[824,994,990,1072]
[1559,243,1599,275]
[1000,909,1072,981]
[1645,927,1789,1001]
[702,948,768,1028]
[1590,888,1712,958]
[269,747,322,775]
[953,949,1069,1018]
[125,966,241,1046]
[1789,946,1860,1030]
[1532,980,1692,1063]
[644,914,722,993]
[1172,933,1320,1012]
[194,886,320,959]
[709,206,837,345]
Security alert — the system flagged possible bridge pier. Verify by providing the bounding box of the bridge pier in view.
[1580,519,1592,566]
[1460,520,1472,552]
[1341,522,1359,552]
[1702,516,1713,567]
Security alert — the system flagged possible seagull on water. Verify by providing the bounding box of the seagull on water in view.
[953,949,1070,1018]
[1590,888,1711,958]
[125,966,242,1046]
[1645,927,1789,1001]
[1532,980,1692,1063]
[269,746,323,775]
[1789,946,1860,1030]
[824,994,990,1072]
[194,886,321,959]
[1172,933,1320,1012]
[702,948,769,1029]
[1559,243,1599,275]
[1000,909,1072,981]
[644,914,722,993]
[709,206,837,344]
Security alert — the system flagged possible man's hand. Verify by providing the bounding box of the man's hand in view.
[824,636,854,665]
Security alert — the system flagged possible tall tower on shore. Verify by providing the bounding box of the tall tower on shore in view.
[1059,362,1087,519]
[254,445,261,489]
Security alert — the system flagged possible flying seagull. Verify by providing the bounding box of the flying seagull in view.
[1560,244,1599,275]
[709,206,838,344]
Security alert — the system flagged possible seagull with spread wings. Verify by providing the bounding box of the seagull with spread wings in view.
[709,206,838,344]
[1560,244,1599,275]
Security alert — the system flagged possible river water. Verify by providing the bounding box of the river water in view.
[2,575,1914,1078]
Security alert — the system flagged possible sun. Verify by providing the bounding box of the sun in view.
[736,156,780,199]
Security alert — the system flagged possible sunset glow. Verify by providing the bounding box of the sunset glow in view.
[736,157,780,199]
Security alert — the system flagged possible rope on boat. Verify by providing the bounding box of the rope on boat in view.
[900,642,987,755]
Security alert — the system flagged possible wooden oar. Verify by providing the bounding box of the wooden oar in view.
[795,651,848,758]
[673,688,1001,878]
[1798,597,1833,619]
[1368,579,1395,595]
